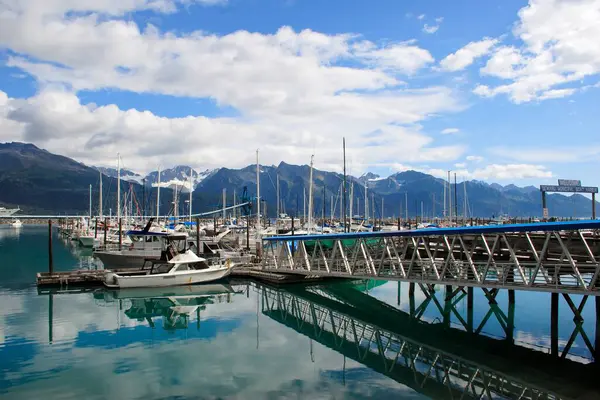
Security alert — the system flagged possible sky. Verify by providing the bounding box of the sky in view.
[0,0,599,187]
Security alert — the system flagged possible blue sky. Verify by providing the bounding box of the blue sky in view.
[0,0,599,188]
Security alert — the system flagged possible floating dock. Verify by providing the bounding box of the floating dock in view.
[36,265,326,288]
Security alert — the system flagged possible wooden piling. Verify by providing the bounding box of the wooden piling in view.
[551,293,559,357]
[48,219,53,274]
[94,218,98,238]
[103,217,108,246]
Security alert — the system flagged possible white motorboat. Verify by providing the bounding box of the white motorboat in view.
[103,249,232,289]
[11,219,22,228]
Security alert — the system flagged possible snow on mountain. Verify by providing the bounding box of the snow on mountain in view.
[95,167,144,184]
[145,166,218,192]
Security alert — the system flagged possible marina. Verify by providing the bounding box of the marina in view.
[1,225,599,399]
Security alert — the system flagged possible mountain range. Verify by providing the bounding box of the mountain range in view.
[0,142,597,218]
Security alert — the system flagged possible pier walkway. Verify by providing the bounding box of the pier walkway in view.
[261,220,600,295]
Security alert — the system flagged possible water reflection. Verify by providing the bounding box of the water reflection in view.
[95,284,240,331]
[0,224,22,241]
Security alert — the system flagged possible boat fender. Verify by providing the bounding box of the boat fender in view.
[104,272,118,285]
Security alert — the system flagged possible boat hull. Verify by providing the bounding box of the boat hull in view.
[105,267,231,289]
[78,237,96,247]
[104,283,234,299]
[94,251,157,269]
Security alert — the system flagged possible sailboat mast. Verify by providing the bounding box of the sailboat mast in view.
[276,173,280,220]
[89,184,92,218]
[447,170,451,221]
[156,166,161,221]
[349,182,353,224]
[116,154,121,221]
[256,150,261,234]
[342,137,347,232]
[443,176,446,219]
[330,195,333,223]
[364,182,368,224]
[99,170,103,219]
[303,188,306,225]
[222,188,226,223]
[322,184,325,230]
[189,167,193,222]
[308,155,314,234]
[454,173,458,224]
[233,190,237,222]
[463,178,468,221]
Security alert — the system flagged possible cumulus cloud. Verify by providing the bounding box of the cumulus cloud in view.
[441,128,459,134]
[0,2,468,173]
[391,161,551,181]
[475,0,600,103]
[439,38,498,71]
[0,88,465,174]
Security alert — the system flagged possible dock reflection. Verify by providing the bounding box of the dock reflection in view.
[259,282,599,400]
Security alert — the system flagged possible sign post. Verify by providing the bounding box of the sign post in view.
[540,179,598,220]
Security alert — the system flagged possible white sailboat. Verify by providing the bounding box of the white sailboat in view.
[103,249,232,289]
[11,219,22,228]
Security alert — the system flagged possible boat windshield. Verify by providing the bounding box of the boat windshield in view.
[150,261,209,274]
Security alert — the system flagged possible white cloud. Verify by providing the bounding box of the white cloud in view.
[538,88,577,100]
[0,88,465,173]
[469,164,552,180]
[422,24,439,34]
[422,17,443,34]
[439,38,498,71]
[491,146,600,163]
[441,128,459,134]
[454,162,466,168]
[417,14,425,20]
[355,41,434,74]
[0,2,466,173]
[466,155,484,163]
[426,164,551,180]
[475,0,600,103]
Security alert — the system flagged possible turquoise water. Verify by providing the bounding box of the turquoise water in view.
[0,225,598,399]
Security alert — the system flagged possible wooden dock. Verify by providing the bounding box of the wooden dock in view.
[36,264,326,288]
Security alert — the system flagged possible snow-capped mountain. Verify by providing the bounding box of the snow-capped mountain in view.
[94,165,218,191]
[95,167,144,184]
[145,166,218,192]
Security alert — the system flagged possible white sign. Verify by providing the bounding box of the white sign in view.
[558,179,581,187]
[543,208,549,219]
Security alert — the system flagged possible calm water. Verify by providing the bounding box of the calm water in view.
[0,225,598,399]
